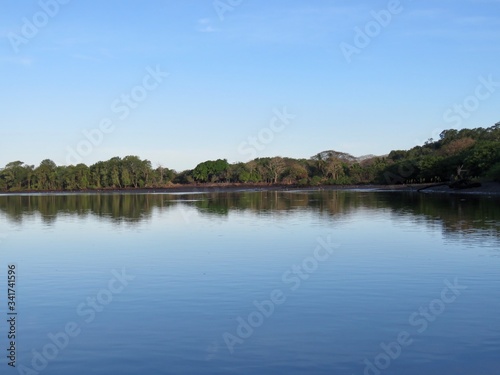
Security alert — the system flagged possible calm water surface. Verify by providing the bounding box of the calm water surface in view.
[1,191,499,374]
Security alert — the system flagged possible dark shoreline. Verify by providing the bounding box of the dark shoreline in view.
[1,182,499,196]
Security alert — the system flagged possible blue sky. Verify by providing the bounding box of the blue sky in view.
[1,0,499,171]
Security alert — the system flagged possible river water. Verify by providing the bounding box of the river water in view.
[1,191,499,374]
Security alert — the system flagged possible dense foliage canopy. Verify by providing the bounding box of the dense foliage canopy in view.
[1,123,499,192]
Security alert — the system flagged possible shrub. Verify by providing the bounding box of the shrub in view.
[486,162,500,182]
[310,176,323,186]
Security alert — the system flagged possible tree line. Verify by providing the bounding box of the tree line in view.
[1,123,499,192]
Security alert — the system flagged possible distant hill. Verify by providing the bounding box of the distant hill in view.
[311,150,381,163]
[356,154,381,162]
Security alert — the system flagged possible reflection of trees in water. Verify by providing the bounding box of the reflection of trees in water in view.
[382,192,500,246]
[0,194,162,225]
[0,192,499,242]
[181,191,383,222]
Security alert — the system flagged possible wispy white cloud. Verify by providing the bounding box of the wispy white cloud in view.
[197,18,216,33]
[206,3,374,46]
[455,15,500,26]
[70,48,114,62]
[405,8,445,19]
[287,4,371,17]
[72,53,102,62]
[396,4,500,40]
[0,56,33,66]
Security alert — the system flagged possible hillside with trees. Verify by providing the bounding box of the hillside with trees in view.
[1,123,499,192]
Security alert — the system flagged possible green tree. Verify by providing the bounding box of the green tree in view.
[193,159,229,183]
[2,161,26,190]
[35,159,57,190]
[465,142,500,176]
